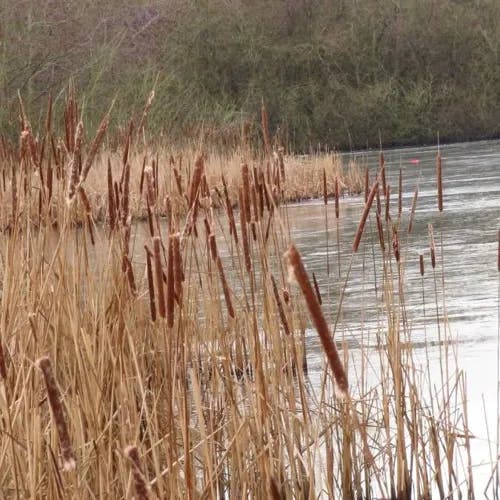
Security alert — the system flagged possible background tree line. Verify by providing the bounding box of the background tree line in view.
[2,0,500,150]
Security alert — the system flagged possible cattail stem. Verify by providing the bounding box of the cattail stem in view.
[285,244,348,395]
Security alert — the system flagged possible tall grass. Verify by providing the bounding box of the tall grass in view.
[0,91,482,497]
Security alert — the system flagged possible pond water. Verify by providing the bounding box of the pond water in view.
[288,140,500,495]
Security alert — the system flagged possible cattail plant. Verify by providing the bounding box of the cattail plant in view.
[364,167,369,203]
[408,186,419,234]
[239,188,252,273]
[107,159,116,231]
[380,151,386,196]
[153,236,166,318]
[428,224,436,269]
[398,169,403,218]
[78,186,95,245]
[334,176,340,219]
[385,185,391,222]
[171,232,184,304]
[37,357,76,471]
[353,180,378,253]
[222,175,238,245]
[323,168,330,276]
[436,151,443,212]
[392,227,400,263]
[166,235,175,328]
[285,244,348,395]
[125,446,150,500]
[145,245,156,321]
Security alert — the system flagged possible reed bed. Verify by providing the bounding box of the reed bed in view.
[0,92,480,498]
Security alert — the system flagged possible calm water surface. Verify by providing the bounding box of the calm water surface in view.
[289,140,500,494]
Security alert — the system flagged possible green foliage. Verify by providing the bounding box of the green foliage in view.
[3,0,500,150]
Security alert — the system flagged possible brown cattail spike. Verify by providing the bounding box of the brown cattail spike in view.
[364,167,369,203]
[398,169,403,218]
[188,155,204,208]
[171,233,184,304]
[323,168,328,205]
[436,152,443,212]
[392,227,400,263]
[125,446,150,500]
[376,213,385,252]
[166,235,175,328]
[380,151,386,196]
[428,224,436,269]
[216,255,235,319]
[153,237,166,318]
[285,244,348,395]
[353,180,378,253]
[107,159,116,231]
[145,246,156,321]
[241,163,252,222]
[239,188,252,273]
[334,177,340,219]
[419,254,425,276]
[385,184,391,222]
[37,357,76,471]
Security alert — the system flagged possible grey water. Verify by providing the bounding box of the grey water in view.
[288,140,500,495]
